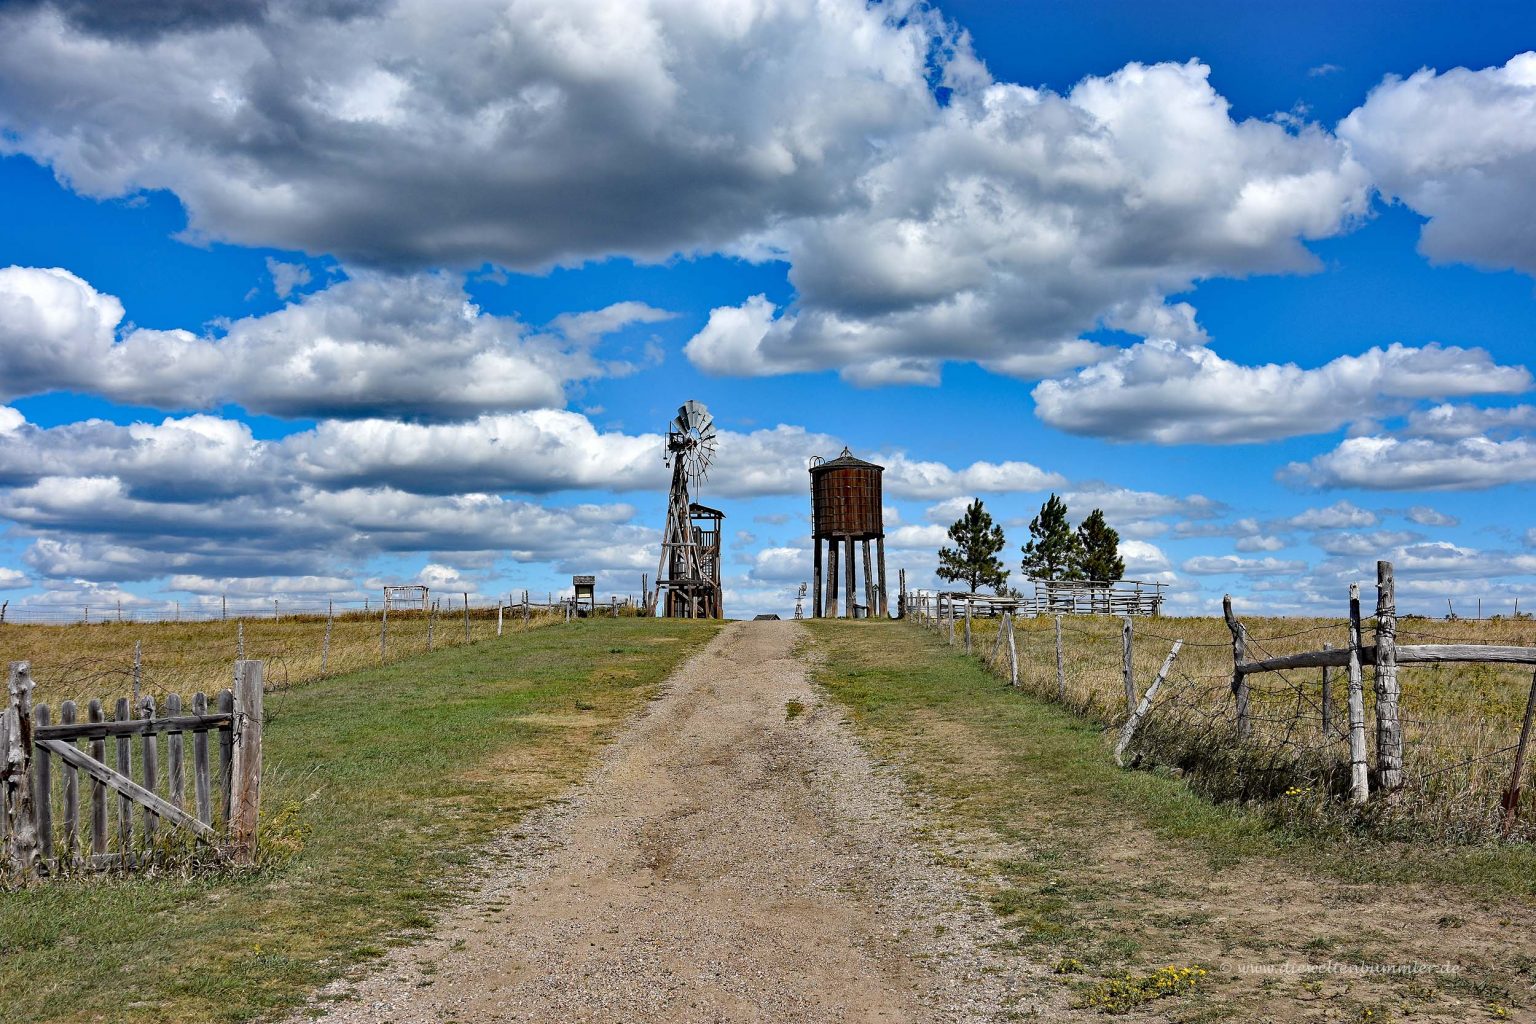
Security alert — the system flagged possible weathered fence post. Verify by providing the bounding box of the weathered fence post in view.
[1346,582,1370,804]
[1116,640,1182,767]
[115,697,133,855]
[33,703,51,868]
[132,639,143,708]
[1054,615,1066,701]
[236,619,244,660]
[61,700,79,864]
[428,601,435,650]
[497,603,504,637]
[322,605,332,674]
[963,600,972,654]
[141,695,158,843]
[88,699,106,860]
[380,599,389,662]
[946,596,956,645]
[1374,560,1404,797]
[463,592,470,642]
[230,660,263,865]
[1007,612,1019,687]
[1320,643,1333,739]
[1121,616,1135,715]
[1503,669,1536,837]
[1222,596,1250,739]
[4,662,40,879]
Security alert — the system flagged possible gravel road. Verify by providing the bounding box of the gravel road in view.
[296,620,1045,1023]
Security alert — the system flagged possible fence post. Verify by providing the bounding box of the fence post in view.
[1121,616,1135,715]
[463,593,470,642]
[322,603,332,674]
[1054,615,1066,701]
[5,662,40,880]
[230,660,264,865]
[1222,596,1250,739]
[1346,582,1370,804]
[428,601,435,650]
[1005,612,1019,687]
[380,600,389,662]
[1374,560,1404,797]
[1503,669,1536,837]
[497,603,504,637]
[946,597,956,645]
[963,600,972,654]
[132,640,143,709]
[1115,640,1182,767]
[1320,643,1333,739]
[237,619,244,660]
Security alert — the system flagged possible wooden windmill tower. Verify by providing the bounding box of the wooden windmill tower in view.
[653,400,724,618]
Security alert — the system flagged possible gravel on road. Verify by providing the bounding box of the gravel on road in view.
[294,620,1050,1023]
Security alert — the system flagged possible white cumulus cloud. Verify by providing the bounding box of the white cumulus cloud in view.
[1032,340,1528,444]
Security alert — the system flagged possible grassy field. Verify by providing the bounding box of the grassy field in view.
[0,616,722,1024]
[0,605,588,708]
[807,619,1536,1022]
[946,609,1536,840]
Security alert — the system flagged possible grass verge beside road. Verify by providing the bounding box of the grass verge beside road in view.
[808,619,1536,1023]
[0,617,722,1024]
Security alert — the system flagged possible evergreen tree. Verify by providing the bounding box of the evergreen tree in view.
[1075,508,1125,582]
[936,499,1010,593]
[1021,493,1083,580]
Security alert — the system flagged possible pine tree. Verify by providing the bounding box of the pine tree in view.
[936,499,1009,593]
[1075,508,1125,582]
[1021,493,1083,580]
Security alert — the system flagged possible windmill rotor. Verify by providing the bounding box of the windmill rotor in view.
[667,399,718,494]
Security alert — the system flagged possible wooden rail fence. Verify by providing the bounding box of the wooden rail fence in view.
[1,659,263,880]
[1225,560,1536,825]
[910,561,1536,837]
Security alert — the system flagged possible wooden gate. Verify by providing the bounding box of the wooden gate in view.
[1,659,263,880]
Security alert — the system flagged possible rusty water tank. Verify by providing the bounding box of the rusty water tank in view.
[809,448,885,540]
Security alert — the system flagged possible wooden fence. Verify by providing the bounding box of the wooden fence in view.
[1,659,263,880]
[1227,560,1536,829]
[900,578,1164,620]
[908,560,1536,839]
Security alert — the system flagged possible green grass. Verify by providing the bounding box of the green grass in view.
[807,620,1536,1020]
[0,617,722,1024]
[821,619,1536,892]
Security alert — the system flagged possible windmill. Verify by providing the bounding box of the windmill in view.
[653,400,724,618]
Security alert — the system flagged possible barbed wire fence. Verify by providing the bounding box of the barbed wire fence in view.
[901,566,1536,844]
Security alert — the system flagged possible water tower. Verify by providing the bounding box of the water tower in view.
[809,448,887,618]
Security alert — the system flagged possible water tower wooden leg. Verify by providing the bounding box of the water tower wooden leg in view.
[876,536,888,618]
[845,537,856,618]
[812,538,823,618]
[861,540,875,615]
[826,540,840,618]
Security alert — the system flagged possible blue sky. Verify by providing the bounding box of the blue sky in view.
[0,0,1534,619]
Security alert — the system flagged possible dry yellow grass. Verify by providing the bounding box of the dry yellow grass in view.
[946,609,1536,840]
[0,605,599,707]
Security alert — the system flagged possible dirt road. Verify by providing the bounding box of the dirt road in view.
[299,620,1043,1023]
